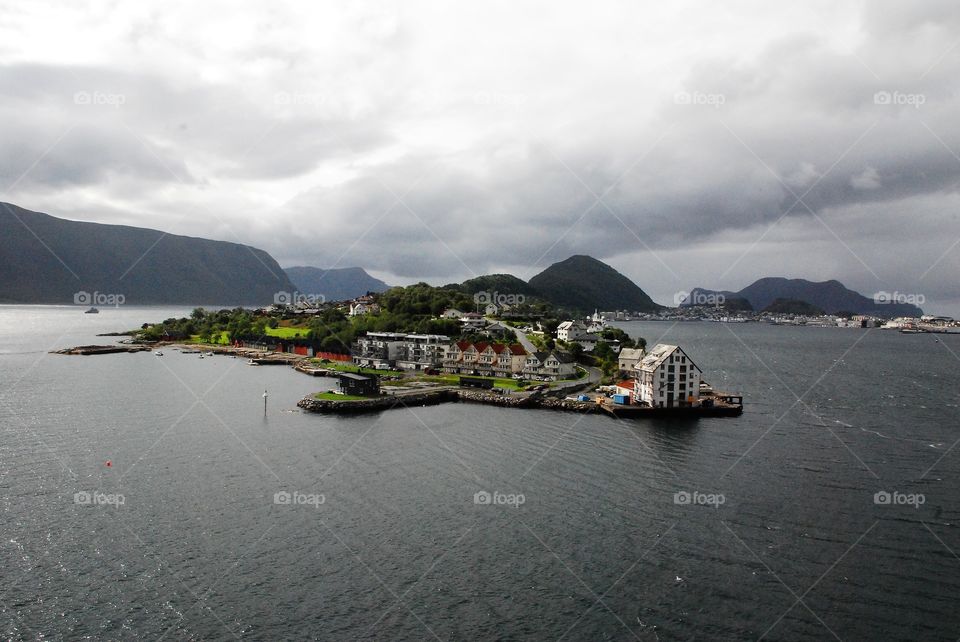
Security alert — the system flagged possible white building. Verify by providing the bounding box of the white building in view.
[395,334,450,371]
[634,344,702,408]
[617,347,645,373]
[556,320,587,341]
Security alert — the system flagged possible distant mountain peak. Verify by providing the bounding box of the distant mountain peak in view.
[0,202,293,305]
[528,255,659,313]
[284,266,389,302]
[682,276,922,317]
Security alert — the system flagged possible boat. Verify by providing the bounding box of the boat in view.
[204,351,215,357]
[85,307,99,314]
[247,359,260,366]
[154,350,163,356]
[198,354,205,359]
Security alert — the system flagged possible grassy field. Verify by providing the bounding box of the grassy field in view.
[313,392,371,401]
[265,325,309,339]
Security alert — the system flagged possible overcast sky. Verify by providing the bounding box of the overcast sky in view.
[1,1,959,313]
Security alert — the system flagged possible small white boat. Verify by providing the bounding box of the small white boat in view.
[247,359,260,366]
[154,350,163,356]
[204,351,215,356]
[198,354,205,359]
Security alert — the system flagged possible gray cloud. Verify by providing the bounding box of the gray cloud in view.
[1,1,959,314]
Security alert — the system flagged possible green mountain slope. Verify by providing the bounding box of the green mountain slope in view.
[0,202,294,305]
[527,255,660,313]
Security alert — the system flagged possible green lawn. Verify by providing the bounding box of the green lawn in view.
[265,326,309,339]
[398,373,528,390]
[313,392,372,401]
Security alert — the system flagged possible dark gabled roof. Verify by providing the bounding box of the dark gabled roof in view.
[339,372,375,381]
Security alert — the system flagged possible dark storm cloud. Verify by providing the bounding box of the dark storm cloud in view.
[1,1,958,311]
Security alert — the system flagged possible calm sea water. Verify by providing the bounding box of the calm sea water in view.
[1,307,958,640]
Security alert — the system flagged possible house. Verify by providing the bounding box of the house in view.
[569,333,602,351]
[337,372,380,397]
[460,312,486,330]
[348,301,380,316]
[441,308,465,319]
[556,320,587,341]
[618,347,645,374]
[483,321,515,339]
[524,350,577,380]
[541,350,577,379]
[634,344,702,408]
[490,343,528,377]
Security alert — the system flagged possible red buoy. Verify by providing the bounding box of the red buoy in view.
[105,460,112,467]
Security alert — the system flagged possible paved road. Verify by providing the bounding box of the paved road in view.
[504,321,538,353]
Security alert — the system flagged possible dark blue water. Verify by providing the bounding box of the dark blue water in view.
[1,308,958,640]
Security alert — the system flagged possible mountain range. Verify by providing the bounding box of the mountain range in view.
[681,277,922,317]
[0,203,927,317]
[284,266,389,302]
[0,203,293,305]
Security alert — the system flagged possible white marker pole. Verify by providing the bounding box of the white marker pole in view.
[263,390,268,415]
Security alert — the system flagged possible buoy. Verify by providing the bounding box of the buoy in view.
[105,460,112,467]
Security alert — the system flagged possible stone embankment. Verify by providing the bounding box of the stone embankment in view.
[298,388,599,414]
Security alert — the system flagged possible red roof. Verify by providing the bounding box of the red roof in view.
[509,343,527,355]
[616,380,635,389]
[473,342,489,353]
[455,341,470,351]
[491,344,507,353]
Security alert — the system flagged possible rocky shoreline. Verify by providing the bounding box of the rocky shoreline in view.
[297,388,598,415]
